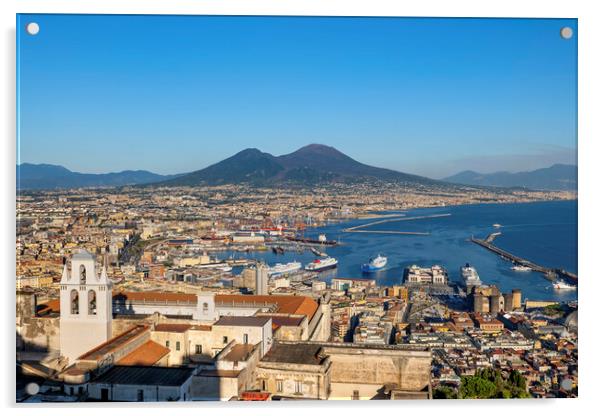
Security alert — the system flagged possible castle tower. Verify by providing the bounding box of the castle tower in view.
[255,263,269,295]
[511,289,522,310]
[59,250,113,364]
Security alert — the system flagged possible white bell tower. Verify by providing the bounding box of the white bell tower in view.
[59,249,113,364]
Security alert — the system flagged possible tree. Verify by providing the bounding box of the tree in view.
[433,386,458,399]
[460,376,497,399]
[459,368,530,399]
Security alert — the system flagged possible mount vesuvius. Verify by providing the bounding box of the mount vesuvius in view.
[156,144,439,187]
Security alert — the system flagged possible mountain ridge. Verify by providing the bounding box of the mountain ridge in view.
[442,164,577,191]
[17,163,178,190]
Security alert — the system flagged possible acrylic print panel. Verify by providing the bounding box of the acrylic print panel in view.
[16,14,577,402]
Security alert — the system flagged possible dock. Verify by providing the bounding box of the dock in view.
[471,233,578,285]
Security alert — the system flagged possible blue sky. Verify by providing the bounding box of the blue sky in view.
[17,15,577,178]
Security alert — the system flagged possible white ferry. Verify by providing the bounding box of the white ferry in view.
[553,280,577,290]
[512,265,532,272]
[361,254,387,272]
[268,261,302,277]
[305,257,338,272]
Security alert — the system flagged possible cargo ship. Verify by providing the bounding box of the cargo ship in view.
[285,234,338,246]
[361,255,387,272]
[268,261,302,277]
[305,257,338,272]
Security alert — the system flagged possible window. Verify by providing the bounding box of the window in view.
[295,381,302,394]
[195,345,202,354]
[79,264,87,284]
[166,340,170,348]
[137,389,144,402]
[276,380,283,392]
[243,333,249,344]
[176,341,181,351]
[202,302,208,313]
[223,336,228,344]
[88,290,97,315]
[352,390,360,400]
[70,290,79,314]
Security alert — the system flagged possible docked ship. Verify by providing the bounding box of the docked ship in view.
[268,261,302,277]
[460,263,482,287]
[361,254,387,272]
[305,257,338,272]
[512,265,532,272]
[553,280,577,290]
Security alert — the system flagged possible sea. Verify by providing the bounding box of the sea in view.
[221,200,577,302]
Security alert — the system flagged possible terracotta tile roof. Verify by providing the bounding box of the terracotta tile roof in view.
[222,344,255,362]
[113,291,196,303]
[214,316,271,327]
[190,325,212,331]
[153,323,192,333]
[30,292,319,321]
[117,340,170,366]
[36,299,60,315]
[78,325,149,361]
[215,295,319,320]
[269,316,305,327]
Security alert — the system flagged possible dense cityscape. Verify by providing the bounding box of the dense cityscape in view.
[16,182,577,401]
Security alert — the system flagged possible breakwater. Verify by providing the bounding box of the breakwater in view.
[471,233,578,285]
[343,213,451,235]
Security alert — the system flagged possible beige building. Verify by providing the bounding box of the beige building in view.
[254,341,432,400]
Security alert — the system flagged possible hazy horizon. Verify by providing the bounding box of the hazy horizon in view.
[18,15,577,178]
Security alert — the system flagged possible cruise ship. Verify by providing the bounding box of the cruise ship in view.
[460,263,482,287]
[361,255,387,272]
[305,257,338,272]
[268,261,302,277]
[553,280,577,290]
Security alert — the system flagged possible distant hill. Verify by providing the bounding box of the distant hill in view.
[442,164,577,191]
[17,163,177,190]
[158,144,440,187]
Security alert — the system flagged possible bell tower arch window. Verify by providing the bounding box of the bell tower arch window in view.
[79,264,87,284]
[70,290,79,315]
[88,290,97,315]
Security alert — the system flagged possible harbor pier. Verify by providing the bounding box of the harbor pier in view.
[471,234,578,285]
[343,213,451,235]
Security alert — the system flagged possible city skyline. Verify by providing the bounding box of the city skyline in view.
[18,15,577,178]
